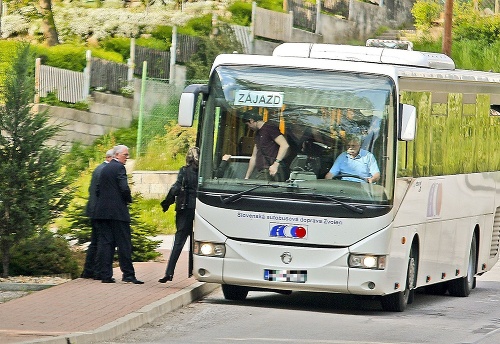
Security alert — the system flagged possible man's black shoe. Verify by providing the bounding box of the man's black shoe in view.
[122,277,144,284]
[102,278,116,283]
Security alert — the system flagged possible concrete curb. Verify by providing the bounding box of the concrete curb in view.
[22,282,219,344]
[0,283,56,292]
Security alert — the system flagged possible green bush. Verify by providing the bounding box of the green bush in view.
[0,41,18,62]
[5,230,81,279]
[129,194,163,260]
[100,37,132,60]
[180,14,213,36]
[136,37,170,51]
[34,44,124,72]
[228,2,253,26]
[135,122,197,171]
[411,0,442,31]
[40,91,90,111]
[453,3,500,44]
[150,25,174,43]
[134,198,177,235]
[257,0,285,12]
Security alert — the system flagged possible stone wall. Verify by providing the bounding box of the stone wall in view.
[41,92,134,150]
[131,171,178,199]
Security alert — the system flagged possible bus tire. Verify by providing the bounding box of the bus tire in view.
[448,234,477,297]
[222,284,249,301]
[381,245,418,312]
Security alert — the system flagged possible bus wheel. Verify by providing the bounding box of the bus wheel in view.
[381,245,418,312]
[222,284,249,301]
[448,234,477,297]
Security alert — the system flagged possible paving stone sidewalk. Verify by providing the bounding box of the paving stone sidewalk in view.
[0,248,217,344]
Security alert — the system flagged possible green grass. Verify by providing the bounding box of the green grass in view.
[412,38,500,73]
[135,198,177,235]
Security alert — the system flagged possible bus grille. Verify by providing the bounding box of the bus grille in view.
[490,208,500,258]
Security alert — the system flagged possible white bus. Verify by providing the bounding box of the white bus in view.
[178,42,500,311]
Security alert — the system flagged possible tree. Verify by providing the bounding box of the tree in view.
[0,43,71,277]
[186,23,243,80]
[39,0,59,46]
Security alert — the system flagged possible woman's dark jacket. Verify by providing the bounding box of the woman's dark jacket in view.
[161,164,198,212]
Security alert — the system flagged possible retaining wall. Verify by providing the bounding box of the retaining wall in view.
[131,171,178,199]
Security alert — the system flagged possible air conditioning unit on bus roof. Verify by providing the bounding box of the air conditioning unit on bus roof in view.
[272,42,456,70]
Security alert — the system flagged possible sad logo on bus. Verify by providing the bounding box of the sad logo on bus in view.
[269,224,307,239]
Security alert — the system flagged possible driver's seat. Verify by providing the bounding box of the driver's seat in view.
[289,155,319,180]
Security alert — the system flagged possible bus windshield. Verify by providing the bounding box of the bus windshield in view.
[198,65,397,205]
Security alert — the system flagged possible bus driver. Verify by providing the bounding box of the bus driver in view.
[325,135,380,183]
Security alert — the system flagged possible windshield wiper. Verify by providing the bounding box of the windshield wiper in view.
[220,184,281,204]
[312,194,364,214]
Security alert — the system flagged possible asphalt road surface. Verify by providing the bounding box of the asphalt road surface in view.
[103,263,500,344]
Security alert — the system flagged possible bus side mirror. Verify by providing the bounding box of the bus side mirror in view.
[178,84,208,127]
[399,104,416,141]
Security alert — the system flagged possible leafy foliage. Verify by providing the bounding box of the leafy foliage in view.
[453,2,500,44]
[135,122,196,171]
[129,194,162,262]
[150,25,174,44]
[186,23,243,80]
[228,2,253,26]
[135,198,177,235]
[257,0,285,12]
[34,44,124,72]
[5,230,81,278]
[179,14,213,36]
[100,37,132,60]
[40,91,90,110]
[0,43,73,277]
[412,36,500,73]
[411,0,442,32]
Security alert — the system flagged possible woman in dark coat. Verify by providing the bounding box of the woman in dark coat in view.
[159,147,199,283]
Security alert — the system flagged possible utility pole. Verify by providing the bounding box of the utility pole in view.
[0,0,3,37]
[442,0,453,56]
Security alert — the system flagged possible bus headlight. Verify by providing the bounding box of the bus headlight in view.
[349,254,386,270]
[193,241,226,257]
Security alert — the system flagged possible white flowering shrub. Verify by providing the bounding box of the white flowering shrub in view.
[2,1,230,42]
[1,14,31,38]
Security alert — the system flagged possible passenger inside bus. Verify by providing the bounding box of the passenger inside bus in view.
[324,135,380,183]
[242,110,289,182]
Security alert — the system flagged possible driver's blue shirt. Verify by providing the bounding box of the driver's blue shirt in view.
[329,149,380,182]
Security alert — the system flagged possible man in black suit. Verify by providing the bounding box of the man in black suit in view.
[81,148,114,279]
[94,145,144,284]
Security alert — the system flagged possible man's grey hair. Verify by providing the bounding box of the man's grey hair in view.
[105,149,114,158]
[113,145,129,157]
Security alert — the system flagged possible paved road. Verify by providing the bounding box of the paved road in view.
[102,263,500,344]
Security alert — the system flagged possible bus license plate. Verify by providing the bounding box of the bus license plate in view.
[264,269,307,283]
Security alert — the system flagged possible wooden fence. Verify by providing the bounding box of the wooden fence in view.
[231,25,252,54]
[134,46,170,79]
[176,34,201,63]
[90,58,129,94]
[322,0,350,19]
[254,6,293,41]
[38,64,88,103]
[287,0,317,32]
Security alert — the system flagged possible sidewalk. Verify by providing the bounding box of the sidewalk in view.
[0,237,218,344]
